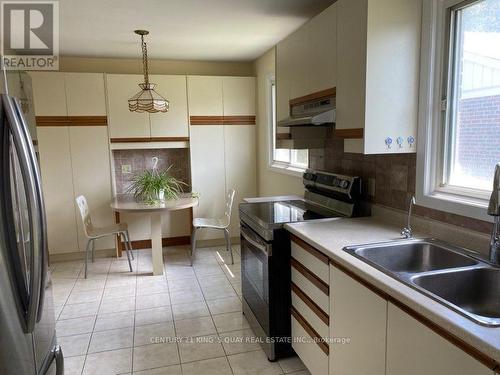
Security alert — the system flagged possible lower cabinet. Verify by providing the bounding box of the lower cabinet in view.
[386,303,493,375]
[330,265,387,375]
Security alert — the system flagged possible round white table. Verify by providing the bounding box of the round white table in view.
[111,193,198,275]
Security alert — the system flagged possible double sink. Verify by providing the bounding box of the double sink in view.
[344,239,500,326]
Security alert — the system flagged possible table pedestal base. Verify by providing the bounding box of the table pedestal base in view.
[151,212,164,275]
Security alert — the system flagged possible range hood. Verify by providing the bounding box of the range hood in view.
[277,96,335,127]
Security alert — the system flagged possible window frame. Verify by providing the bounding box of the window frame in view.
[416,0,494,222]
[267,74,308,177]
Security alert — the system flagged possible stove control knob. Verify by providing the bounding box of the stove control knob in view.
[340,180,349,189]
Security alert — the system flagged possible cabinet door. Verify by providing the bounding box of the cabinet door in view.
[287,27,309,100]
[29,72,67,116]
[307,3,337,93]
[189,125,226,240]
[386,303,492,375]
[222,77,255,116]
[330,265,387,375]
[106,74,150,138]
[37,127,79,254]
[336,0,368,130]
[69,126,114,251]
[223,125,256,237]
[65,73,106,116]
[276,41,291,122]
[187,76,223,116]
[149,75,189,138]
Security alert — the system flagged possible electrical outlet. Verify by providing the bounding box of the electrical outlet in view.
[368,178,376,197]
[121,164,132,174]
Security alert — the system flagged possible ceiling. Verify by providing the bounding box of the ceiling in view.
[59,0,336,61]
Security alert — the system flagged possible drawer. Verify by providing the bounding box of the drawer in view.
[291,238,329,284]
[292,259,329,313]
[292,284,329,339]
[292,312,329,375]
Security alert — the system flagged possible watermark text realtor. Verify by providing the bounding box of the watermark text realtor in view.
[1,1,59,70]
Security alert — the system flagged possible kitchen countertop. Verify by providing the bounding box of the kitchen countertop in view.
[285,217,500,366]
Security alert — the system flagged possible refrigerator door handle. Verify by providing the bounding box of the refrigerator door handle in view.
[53,345,64,375]
[2,94,43,333]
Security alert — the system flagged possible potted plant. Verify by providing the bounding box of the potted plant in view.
[127,165,186,204]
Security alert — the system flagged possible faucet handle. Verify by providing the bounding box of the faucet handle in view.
[488,163,500,216]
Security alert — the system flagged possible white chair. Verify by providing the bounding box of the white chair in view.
[191,189,235,265]
[75,195,134,278]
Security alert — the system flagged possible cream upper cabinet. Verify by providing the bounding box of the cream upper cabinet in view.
[287,27,309,100]
[37,127,79,254]
[386,303,493,375]
[336,0,422,154]
[149,74,189,138]
[65,73,106,116]
[330,265,387,375]
[106,74,150,138]
[222,77,255,116]
[29,72,67,116]
[276,41,292,122]
[187,76,223,116]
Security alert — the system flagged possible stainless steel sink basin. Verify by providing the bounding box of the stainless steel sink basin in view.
[344,239,500,326]
[346,239,478,273]
[412,268,500,326]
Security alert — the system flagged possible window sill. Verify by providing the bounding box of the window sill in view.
[268,162,306,178]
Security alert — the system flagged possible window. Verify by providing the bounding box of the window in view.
[417,0,500,220]
[268,77,309,173]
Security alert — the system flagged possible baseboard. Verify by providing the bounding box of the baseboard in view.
[196,237,241,248]
[119,235,191,251]
[49,248,117,263]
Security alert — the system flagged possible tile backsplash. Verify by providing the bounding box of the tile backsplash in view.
[113,148,191,194]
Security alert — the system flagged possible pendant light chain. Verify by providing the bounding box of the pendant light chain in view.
[141,34,149,85]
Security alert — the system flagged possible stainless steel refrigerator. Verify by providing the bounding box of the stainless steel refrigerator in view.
[0,69,63,375]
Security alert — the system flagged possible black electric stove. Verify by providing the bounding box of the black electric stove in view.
[239,170,368,361]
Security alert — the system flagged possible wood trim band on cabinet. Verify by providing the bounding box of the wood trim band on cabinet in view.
[36,116,108,127]
[291,306,329,355]
[189,115,256,125]
[329,258,500,371]
[291,234,330,265]
[289,87,336,106]
[109,137,190,143]
[292,282,329,325]
[276,133,291,140]
[334,128,364,139]
[291,258,329,295]
[119,236,191,251]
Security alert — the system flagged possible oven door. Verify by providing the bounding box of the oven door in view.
[241,222,271,335]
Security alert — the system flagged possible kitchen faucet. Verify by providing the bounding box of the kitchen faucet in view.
[487,163,500,265]
[401,196,416,239]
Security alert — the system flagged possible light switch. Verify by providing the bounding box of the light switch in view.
[121,164,132,174]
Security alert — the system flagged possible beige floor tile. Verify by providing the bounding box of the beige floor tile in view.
[57,333,91,357]
[56,316,96,337]
[178,335,225,363]
[206,296,241,315]
[66,289,103,305]
[105,277,136,289]
[59,301,100,320]
[174,316,216,338]
[132,343,180,372]
[181,356,232,375]
[165,267,196,280]
[137,283,169,296]
[135,307,173,326]
[228,350,283,375]
[94,310,135,332]
[88,327,134,353]
[64,355,86,375]
[202,285,238,300]
[197,275,230,288]
[278,356,306,373]
[99,296,136,314]
[167,277,199,292]
[193,265,224,277]
[287,371,311,375]
[169,289,204,305]
[136,293,170,310]
[134,322,175,347]
[212,311,250,333]
[133,365,182,375]
[219,329,261,355]
[83,348,132,375]
[102,286,136,299]
[171,301,209,320]
[73,278,106,292]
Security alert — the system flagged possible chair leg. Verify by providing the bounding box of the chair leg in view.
[224,228,234,265]
[121,232,133,273]
[91,240,95,263]
[125,230,134,260]
[84,239,92,279]
[190,227,198,266]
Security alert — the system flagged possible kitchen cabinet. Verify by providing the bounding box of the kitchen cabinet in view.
[65,73,106,116]
[222,76,255,116]
[29,72,67,116]
[330,265,387,375]
[386,303,493,375]
[336,0,421,154]
[187,76,223,116]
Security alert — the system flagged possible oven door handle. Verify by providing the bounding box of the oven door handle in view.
[241,226,271,257]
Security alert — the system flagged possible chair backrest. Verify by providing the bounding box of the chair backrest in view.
[224,189,236,225]
[75,195,92,237]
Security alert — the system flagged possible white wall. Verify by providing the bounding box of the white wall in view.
[254,48,304,196]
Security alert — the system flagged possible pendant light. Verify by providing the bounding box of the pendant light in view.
[128,30,169,113]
